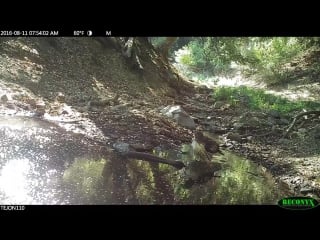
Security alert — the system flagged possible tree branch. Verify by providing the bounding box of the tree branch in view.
[283,110,320,138]
[124,151,185,169]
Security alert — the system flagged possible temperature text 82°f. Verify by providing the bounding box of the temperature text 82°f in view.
[74,31,84,36]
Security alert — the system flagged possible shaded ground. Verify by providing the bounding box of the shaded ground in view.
[0,38,192,147]
[0,37,319,202]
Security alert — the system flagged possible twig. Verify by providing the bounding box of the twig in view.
[283,110,320,138]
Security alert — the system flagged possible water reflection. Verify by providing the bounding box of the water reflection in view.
[60,158,110,204]
[0,116,107,204]
[177,147,290,204]
[213,153,280,204]
[0,115,290,204]
[0,158,61,204]
[0,158,33,204]
[0,151,289,205]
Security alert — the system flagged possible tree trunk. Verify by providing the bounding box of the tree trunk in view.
[157,37,178,62]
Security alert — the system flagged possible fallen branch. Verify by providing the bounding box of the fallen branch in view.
[283,110,320,138]
[112,142,186,169]
[124,151,185,169]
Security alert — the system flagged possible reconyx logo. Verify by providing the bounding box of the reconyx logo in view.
[278,197,319,210]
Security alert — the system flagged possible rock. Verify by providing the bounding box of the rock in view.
[233,122,245,131]
[110,103,129,112]
[192,117,200,124]
[246,136,253,141]
[173,112,195,129]
[35,102,46,116]
[278,118,290,125]
[307,175,316,180]
[267,116,277,125]
[300,187,313,194]
[213,101,224,109]
[194,94,202,100]
[6,102,16,109]
[246,116,261,127]
[227,132,243,142]
[34,109,45,117]
[1,94,8,102]
[269,110,281,119]
[298,128,307,134]
[220,103,231,111]
[210,126,228,134]
[311,125,320,139]
[89,99,110,108]
[26,98,37,107]
[77,106,87,113]
[160,105,181,118]
[56,92,65,103]
[161,105,195,129]
[195,85,211,94]
[301,161,311,166]
[113,142,130,153]
[313,132,320,139]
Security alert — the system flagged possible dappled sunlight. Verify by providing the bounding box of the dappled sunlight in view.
[0,158,59,204]
[92,77,108,97]
[0,158,34,204]
[174,49,264,88]
[0,52,43,84]
[286,156,320,177]
[91,76,115,99]
[6,40,40,55]
[266,87,316,102]
[204,72,260,88]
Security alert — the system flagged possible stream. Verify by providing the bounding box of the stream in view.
[0,116,292,204]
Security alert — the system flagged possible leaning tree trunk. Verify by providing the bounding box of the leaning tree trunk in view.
[157,37,178,62]
[108,37,194,95]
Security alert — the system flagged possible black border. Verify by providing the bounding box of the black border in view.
[0,20,318,37]
[2,205,319,217]
[4,1,320,36]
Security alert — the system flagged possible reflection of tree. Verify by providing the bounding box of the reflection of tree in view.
[149,162,174,204]
[61,158,109,204]
[126,161,155,204]
[107,159,176,204]
[108,153,138,204]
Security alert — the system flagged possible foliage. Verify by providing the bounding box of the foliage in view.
[178,37,312,84]
[213,154,280,204]
[149,37,167,48]
[150,37,193,58]
[188,38,232,75]
[131,161,156,203]
[213,86,320,113]
[60,149,289,204]
[247,38,304,67]
[62,158,110,204]
[179,47,194,66]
